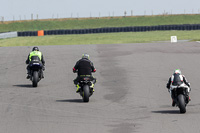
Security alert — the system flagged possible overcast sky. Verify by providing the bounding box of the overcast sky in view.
[1,0,200,21]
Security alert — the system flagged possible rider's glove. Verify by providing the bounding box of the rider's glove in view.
[73,68,76,73]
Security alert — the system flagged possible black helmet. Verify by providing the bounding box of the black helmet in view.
[32,47,39,51]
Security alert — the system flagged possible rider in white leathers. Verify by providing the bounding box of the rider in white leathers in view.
[166,69,191,106]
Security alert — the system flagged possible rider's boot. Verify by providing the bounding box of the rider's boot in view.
[171,91,175,107]
[41,71,44,78]
[26,75,30,79]
[26,70,31,79]
[186,92,191,103]
[90,79,96,92]
[188,90,191,101]
[76,84,81,93]
[172,99,176,107]
[90,83,95,92]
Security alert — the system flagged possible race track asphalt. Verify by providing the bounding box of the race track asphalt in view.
[0,42,200,133]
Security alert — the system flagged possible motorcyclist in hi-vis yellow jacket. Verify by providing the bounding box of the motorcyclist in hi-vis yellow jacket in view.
[26,47,45,79]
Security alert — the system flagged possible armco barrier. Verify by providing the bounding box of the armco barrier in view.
[17,24,200,37]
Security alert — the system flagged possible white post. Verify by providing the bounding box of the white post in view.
[171,36,177,43]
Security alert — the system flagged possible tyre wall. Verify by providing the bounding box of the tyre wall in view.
[17,24,200,36]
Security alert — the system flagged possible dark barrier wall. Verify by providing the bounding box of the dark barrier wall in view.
[17,24,200,36]
[18,31,37,36]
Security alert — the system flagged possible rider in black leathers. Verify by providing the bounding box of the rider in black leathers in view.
[73,54,96,93]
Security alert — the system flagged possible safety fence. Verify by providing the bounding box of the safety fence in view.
[17,24,200,37]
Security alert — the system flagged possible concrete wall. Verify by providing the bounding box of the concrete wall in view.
[0,32,18,39]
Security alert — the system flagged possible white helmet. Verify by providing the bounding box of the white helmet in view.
[174,69,181,74]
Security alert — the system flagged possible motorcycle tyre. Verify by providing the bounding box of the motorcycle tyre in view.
[178,94,186,113]
[32,71,39,87]
[83,85,90,102]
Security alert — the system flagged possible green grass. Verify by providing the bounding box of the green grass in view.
[1,14,200,47]
[1,30,200,47]
[1,14,200,32]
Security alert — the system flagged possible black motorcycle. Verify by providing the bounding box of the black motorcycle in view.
[29,60,43,87]
[171,84,190,113]
[78,77,94,102]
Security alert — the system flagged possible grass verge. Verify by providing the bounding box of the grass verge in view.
[1,30,200,47]
[1,14,200,32]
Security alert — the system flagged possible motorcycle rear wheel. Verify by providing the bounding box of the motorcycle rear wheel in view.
[83,85,90,102]
[178,94,186,113]
[32,71,39,87]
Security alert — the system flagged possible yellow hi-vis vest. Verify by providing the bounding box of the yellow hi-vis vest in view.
[29,51,42,61]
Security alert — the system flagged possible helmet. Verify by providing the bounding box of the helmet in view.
[32,47,39,51]
[174,69,181,74]
[82,53,89,59]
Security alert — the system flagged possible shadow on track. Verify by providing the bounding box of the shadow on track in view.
[56,99,83,103]
[13,84,32,88]
[152,110,180,114]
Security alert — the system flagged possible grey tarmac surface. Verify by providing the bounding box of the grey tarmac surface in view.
[0,42,200,133]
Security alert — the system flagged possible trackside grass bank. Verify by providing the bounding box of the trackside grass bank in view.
[1,14,200,32]
[1,30,200,47]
